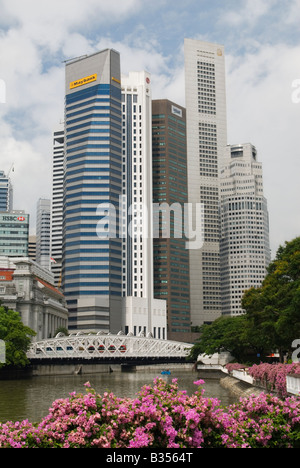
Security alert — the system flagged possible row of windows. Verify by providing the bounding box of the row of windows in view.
[66,84,120,105]
[67,121,121,134]
[67,128,121,141]
[65,291,122,297]
[66,97,117,112]
[65,274,121,280]
[67,113,121,126]
[64,257,121,264]
[67,136,121,148]
[66,159,122,170]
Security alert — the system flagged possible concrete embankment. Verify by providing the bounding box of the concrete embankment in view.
[197,366,265,399]
[220,375,264,399]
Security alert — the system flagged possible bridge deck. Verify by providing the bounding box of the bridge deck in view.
[27,332,193,361]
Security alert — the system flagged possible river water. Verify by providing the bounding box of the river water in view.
[0,369,238,423]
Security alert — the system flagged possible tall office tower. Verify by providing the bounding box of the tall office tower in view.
[36,198,51,270]
[121,72,167,339]
[51,127,64,287]
[63,49,123,333]
[0,211,29,256]
[184,38,228,327]
[220,144,271,316]
[152,99,190,342]
[28,235,36,261]
[0,170,13,212]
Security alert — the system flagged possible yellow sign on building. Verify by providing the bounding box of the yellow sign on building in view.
[70,74,98,90]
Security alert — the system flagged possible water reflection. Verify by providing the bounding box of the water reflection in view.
[0,369,237,423]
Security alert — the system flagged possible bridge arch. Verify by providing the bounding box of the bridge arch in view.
[27,332,193,361]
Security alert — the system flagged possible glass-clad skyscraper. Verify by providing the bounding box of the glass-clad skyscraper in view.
[0,171,13,212]
[62,50,123,333]
[152,99,190,342]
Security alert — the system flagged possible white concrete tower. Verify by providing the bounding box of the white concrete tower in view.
[121,71,166,338]
[184,38,228,327]
[220,143,271,316]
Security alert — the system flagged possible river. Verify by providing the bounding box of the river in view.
[0,368,238,423]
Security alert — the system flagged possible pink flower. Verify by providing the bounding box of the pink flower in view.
[194,379,205,386]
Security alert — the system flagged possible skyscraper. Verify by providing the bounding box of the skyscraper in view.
[0,211,29,257]
[51,127,64,286]
[121,72,167,338]
[0,170,13,212]
[36,198,51,270]
[121,71,153,300]
[220,143,271,316]
[184,38,228,327]
[152,99,190,342]
[62,49,123,333]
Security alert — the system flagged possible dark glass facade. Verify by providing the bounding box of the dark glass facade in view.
[152,100,191,342]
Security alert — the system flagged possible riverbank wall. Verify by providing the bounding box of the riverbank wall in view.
[197,365,267,399]
[0,361,196,380]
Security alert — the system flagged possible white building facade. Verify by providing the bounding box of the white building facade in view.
[51,127,64,287]
[220,143,271,316]
[36,198,51,270]
[0,257,68,340]
[184,39,228,327]
[121,71,167,338]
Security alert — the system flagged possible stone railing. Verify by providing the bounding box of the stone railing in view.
[286,374,300,396]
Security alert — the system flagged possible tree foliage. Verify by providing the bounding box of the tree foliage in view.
[190,237,300,362]
[0,306,36,368]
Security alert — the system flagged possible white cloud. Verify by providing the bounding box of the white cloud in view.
[284,0,300,24]
[226,43,300,254]
[222,0,278,27]
[0,0,299,255]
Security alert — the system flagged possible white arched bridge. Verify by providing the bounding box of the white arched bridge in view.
[27,331,193,364]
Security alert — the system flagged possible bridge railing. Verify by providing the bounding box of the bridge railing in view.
[27,332,193,360]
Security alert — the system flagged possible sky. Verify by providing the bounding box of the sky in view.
[0,0,300,258]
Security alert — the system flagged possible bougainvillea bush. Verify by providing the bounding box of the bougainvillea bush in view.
[0,378,300,448]
[225,362,300,398]
[247,363,300,398]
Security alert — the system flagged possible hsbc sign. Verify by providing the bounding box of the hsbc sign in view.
[0,214,28,223]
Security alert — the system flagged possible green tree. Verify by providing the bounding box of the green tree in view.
[0,306,36,368]
[242,237,300,361]
[189,315,251,362]
[190,237,300,363]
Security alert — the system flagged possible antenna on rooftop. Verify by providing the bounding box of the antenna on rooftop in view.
[62,55,88,64]
[7,163,14,177]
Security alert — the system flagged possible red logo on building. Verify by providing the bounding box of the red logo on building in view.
[17,216,25,221]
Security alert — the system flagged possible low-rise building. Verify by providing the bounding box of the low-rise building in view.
[0,257,68,340]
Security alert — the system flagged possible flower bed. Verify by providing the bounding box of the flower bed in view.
[245,363,300,398]
[1,378,300,448]
[225,363,247,373]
